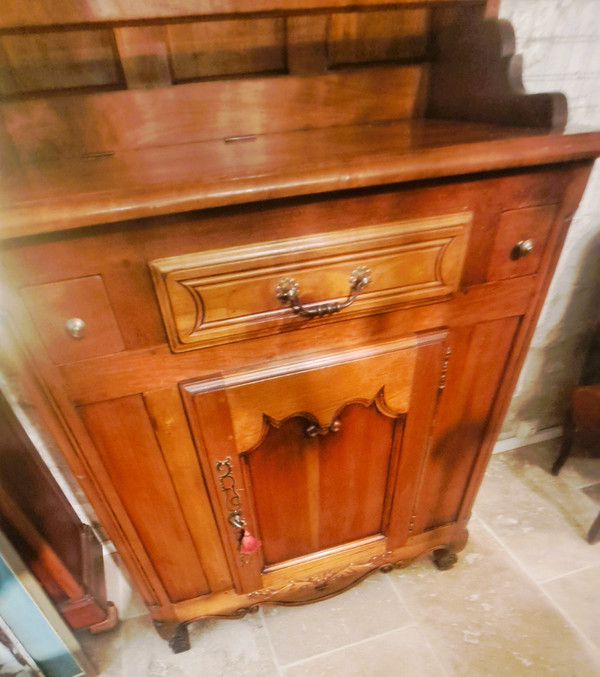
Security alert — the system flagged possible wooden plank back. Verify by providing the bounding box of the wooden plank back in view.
[0,30,123,98]
[1,66,426,164]
[0,4,453,98]
[0,1,484,29]
[328,8,428,65]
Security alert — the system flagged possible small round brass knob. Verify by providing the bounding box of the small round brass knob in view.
[512,239,534,260]
[65,317,86,339]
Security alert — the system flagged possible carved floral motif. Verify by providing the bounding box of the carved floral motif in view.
[247,551,403,602]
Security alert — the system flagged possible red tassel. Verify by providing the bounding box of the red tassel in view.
[240,530,261,555]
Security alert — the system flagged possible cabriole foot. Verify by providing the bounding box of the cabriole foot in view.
[152,620,191,654]
[432,547,458,571]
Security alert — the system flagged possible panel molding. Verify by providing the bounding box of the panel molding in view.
[151,213,471,352]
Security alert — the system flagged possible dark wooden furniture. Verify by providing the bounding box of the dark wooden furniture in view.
[552,386,600,544]
[589,509,600,545]
[0,388,117,632]
[552,325,600,543]
[1,0,599,653]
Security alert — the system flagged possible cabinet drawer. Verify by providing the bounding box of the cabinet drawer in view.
[487,204,557,281]
[150,212,471,352]
[20,275,125,364]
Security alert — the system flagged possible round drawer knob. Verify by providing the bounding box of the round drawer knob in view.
[512,239,534,260]
[65,317,86,339]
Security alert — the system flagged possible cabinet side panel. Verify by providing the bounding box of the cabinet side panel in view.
[413,316,520,532]
[143,388,233,593]
[78,395,211,602]
[387,336,446,546]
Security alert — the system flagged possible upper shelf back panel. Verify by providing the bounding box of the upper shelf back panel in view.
[0,2,489,99]
[0,1,490,29]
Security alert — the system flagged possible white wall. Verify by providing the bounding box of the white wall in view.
[498,0,600,438]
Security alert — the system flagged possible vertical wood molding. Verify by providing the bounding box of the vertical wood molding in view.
[113,26,172,89]
[286,15,329,75]
[0,38,19,97]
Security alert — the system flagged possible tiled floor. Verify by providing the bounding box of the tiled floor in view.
[79,439,600,676]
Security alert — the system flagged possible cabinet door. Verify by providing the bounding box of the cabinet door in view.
[182,331,446,598]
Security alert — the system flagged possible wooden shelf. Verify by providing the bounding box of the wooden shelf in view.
[1,119,599,240]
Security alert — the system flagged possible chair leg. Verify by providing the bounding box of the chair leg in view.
[552,409,575,476]
[588,510,600,545]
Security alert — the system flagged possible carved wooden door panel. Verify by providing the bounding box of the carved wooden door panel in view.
[182,330,447,598]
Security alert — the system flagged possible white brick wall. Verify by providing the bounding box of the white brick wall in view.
[499,0,600,437]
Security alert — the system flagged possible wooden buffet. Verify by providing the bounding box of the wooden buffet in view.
[1,0,599,653]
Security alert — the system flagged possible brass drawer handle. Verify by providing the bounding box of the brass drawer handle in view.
[275,266,371,319]
[511,239,534,260]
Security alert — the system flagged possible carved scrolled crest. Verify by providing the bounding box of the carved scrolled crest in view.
[242,389,403,455]
[427,17,567,130]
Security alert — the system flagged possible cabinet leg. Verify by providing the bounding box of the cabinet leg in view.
[588,510,600,545]
[552,410,575,476]
[152,620,191,654]
[432,547,459,571]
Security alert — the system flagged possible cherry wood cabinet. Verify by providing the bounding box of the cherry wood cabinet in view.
[1,0,599,654]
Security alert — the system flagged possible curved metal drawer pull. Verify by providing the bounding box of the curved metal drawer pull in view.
[275,266,371,319]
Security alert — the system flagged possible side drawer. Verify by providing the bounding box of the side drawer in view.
[150,212,471,352]
[487,204,558,281]
[20,275,125,364]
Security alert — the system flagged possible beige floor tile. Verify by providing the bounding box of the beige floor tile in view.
[474,452,600,581]
[262,572,412,666]
[509,437,600,490]
[77,625,123,677]
[390,520,600,677]
[118,613,278,677]
[561,453,600,491]
[543,564,600,652]
[78,441,600,676]
[502,445,600,530]
[281,626,444,677]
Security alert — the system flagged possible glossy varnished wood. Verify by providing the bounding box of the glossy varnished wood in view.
[0,2,488,99]
[1,0,599,652]
[182,331,446,594]
[0,66,424,166]
[150,212,470,351]
[0,0,487,29]
[245,403,399,564]
[78,395,212,602]
[2,121,599,240]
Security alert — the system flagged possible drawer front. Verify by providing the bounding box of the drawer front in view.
[150,212,471,352]
[487,204,558,281]
[20,275,125,364]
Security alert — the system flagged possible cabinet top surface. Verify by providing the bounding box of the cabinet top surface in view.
[1,118,599,241]
[2,4,600,242]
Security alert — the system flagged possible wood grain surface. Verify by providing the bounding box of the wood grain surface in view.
[0,0,598,642]
[1,119,599,240]
[0,0,486,29]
